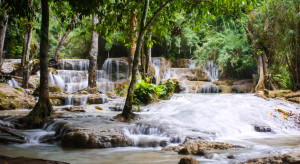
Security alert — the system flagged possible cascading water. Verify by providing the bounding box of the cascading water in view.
[8,78,19,87]
[205,61,219,82]
[127,94,300,147]
[196,61,220,93]
[151,58,161,78]
[188,60,196,68]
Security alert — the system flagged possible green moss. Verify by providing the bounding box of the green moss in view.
[17,88,23,92]
[49,85,63,93]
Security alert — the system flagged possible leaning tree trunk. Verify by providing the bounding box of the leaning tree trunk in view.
[121,0,173,120]
[54,15,79,63]
[87,14,99,93]
[128,9,138,76]
[145,31,152,78]
[22,0,53,128]
[0,11,8,70]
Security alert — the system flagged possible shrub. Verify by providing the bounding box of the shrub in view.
[133,77,176,105]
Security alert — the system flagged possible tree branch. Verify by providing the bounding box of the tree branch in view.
[143,0,174,32]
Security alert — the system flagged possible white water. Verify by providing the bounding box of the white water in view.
[129,94,300,144]
[8,78,19,87]
[48,59,125,94]
[1,94,300,163]
[188,60,196,68]
[151,58,161,78]
[205,61,219,82]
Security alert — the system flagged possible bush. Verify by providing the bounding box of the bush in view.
[133,77,176,105]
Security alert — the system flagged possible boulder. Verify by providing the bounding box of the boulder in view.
[61,130,133,148]
[178,157,200,164]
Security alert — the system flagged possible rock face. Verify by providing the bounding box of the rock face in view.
[162,138,244,156]
[61,130,133,148]
[240,153,300,164]
[0,83,36,110]
[178,157,200,164]
[213,79,255,93]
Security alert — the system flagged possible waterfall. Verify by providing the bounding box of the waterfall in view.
[62,59,89,71]
[8,78,19,87]
[205,61,218,82]
[151,58,161,78]
[163,62,171,79]
[102,59,113,81]
[188,60,196,68]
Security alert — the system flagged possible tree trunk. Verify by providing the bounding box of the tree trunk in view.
[121,0,173,120]
[22,26,33,88]
[255,54,275,91]
[121,0,149,119]
[255,55,265,91]
[140,41,146,79]
[128,9,138,76]
[145,31,152,77]
[0,11,8,70]
[54,15,79,63]
[21,0,53,128]
[87,14,99,92]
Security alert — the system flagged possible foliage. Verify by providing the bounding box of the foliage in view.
[133,77,176,105]
[249,0,299,90]
[194,17,256,79]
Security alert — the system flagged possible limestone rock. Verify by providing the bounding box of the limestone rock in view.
[240,153,300,164]
[0,83,36,110]
[87,94,108,104]
[163,138,244,156]
[178,157,200,164]
[285,91,300,98]
[61,130,133,148]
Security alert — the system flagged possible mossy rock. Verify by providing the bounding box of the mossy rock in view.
[49,85,63,93]
[50,98,63,106]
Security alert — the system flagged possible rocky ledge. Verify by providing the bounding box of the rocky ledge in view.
[162,138,244,156]
[0,83,36,110]
[240,153,300,164]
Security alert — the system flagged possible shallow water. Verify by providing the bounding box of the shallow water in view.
[0,93,300,163]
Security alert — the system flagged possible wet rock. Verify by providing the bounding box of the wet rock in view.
[240,153,300,164]
[59,106,85,113]
[178,157,200,164]
[0,155,69,164]
[88,94,108,104]
[254,125,272,132]
[61,130,133,148]
[227,155,235,159]
[163,139,244,156]
[0,83,36,110]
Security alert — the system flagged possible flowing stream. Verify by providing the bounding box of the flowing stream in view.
[0,94,300,163]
